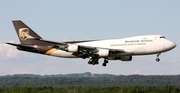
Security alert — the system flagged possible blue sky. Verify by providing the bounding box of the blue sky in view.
[0,0,180,75]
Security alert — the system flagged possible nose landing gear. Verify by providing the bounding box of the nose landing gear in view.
[156,53,161,62]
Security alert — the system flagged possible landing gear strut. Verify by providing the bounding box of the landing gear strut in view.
[102,58,108,67]
[156,53,161,62]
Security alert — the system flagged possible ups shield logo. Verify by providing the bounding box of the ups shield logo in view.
[19,28,29,41]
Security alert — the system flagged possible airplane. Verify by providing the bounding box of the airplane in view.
[5,20,176,66]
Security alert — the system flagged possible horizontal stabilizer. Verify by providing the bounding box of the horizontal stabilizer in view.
[5,42,36,50]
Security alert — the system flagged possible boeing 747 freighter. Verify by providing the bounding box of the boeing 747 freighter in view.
[5,20,176,66]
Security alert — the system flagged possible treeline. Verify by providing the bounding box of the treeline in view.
[0,86,179,93]
[0,74,180,87]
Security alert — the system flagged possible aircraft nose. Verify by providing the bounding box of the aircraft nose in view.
[164,40,176,50]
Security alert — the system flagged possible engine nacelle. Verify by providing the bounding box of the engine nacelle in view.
[67,44,79,52]
[97,49,110,57]
[121,56,132,61]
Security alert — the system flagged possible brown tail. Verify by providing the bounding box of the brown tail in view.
[12,20,42,45]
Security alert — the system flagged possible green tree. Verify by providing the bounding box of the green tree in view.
[20,86,31,93]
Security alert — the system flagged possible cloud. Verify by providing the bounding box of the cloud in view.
[132,69,140,75]
[0,41,20,60]
[11,68,31,74]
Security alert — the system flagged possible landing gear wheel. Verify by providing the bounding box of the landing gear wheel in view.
[104,58,108,63]
[88,59,92,64]
[102,58,108,66]
[88,61,92,64]
[102,63,106,66]
[104,60,108,63]
[156,58,160,62]
[92,61,96,65]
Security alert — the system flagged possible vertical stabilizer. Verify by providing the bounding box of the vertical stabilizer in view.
[12,20,42,45]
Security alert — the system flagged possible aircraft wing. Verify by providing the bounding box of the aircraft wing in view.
[25,34,132,58]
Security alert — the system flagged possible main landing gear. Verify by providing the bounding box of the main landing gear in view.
[88,58,99,65]
[102,58,108,67]
[156,53,161,62]
[88,58,109,67]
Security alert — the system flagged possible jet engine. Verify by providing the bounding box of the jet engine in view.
[66,44,79,52]
[97,49,110,57]
[53,44,79,52]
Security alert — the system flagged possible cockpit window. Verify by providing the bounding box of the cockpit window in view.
[160,36,166,38]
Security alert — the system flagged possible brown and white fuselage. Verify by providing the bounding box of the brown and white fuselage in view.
[6,20,176,66]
